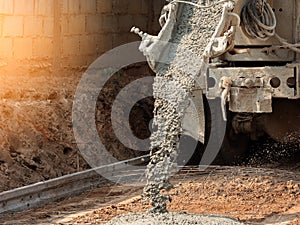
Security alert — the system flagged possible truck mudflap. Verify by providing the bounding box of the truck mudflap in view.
[181,89,205,144]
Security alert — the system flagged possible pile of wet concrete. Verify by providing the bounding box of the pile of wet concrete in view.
[104,212,243,225]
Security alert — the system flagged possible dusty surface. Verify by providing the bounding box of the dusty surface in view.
[67,166,300,225]
[0,64,153,192]
[1,165,300,225]
[0,73,89,192]
[0,182,144,224]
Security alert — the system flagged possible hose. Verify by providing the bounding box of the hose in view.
[241,0,276,41]
[241,0,300,53]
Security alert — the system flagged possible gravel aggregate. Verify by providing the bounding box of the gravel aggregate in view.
[104,212,244,225]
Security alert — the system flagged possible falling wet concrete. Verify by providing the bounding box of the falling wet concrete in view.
[144,0,225,213]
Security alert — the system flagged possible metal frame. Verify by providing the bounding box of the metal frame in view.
[211,0,300,114]
[207,66,297,113]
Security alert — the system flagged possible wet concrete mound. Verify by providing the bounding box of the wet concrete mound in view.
[104,212,244,225]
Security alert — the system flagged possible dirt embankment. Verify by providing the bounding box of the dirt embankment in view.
[0,73,88,191]
[0,64,153,192]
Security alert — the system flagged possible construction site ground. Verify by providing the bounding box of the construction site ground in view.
[1,158,300,225]
[0,69,300,224]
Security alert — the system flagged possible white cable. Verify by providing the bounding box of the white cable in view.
[170,0,231,9]
[275,34,300,54]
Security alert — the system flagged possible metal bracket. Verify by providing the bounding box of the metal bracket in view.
[131,2,179,71]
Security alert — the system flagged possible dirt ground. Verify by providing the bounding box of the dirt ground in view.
[0,164,299,224]
[0,66,300,225]
[67,166,300,225]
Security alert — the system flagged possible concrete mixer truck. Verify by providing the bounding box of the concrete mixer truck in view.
[131,0,300,163]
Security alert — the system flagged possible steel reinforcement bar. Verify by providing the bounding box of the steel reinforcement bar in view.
[0,155,150,215]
